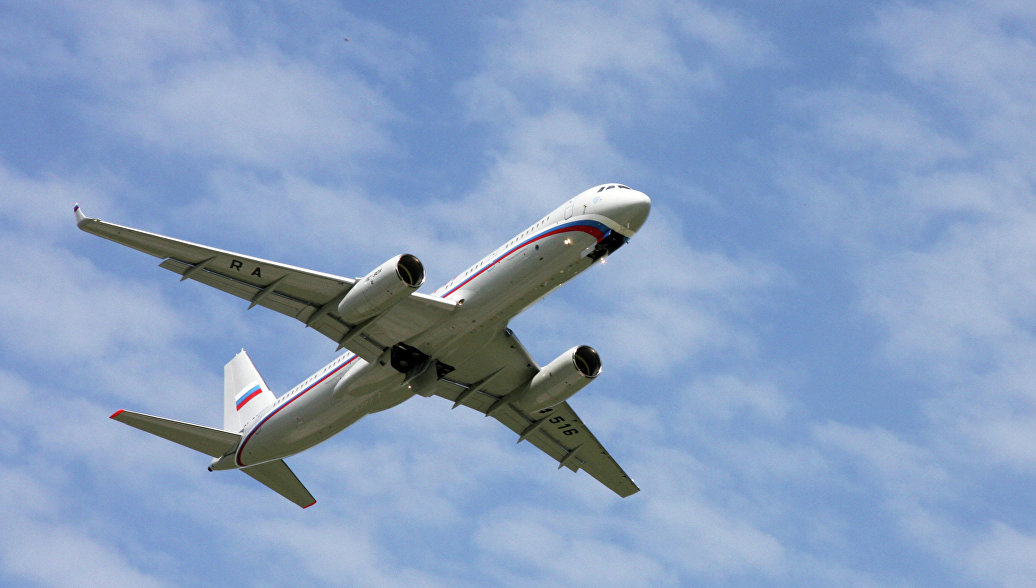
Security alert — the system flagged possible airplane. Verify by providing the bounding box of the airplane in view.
[75,183,650,508]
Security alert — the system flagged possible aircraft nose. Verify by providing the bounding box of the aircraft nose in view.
[601,188,652,234]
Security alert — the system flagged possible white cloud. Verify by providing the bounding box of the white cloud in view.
[2,1,401,174]
[473,506,674,586]
[811,422,950,501]
[871,2,1036,120]
[967,522,1036,588]
[466,0,777,122]
[858,219,1036,372]
[67,0,229,84]
[772,0,1036,476]
[249,519,439,587]
[0,1,224,81]
[0,514,164,588]
[782,89,967,167]
[671,2,779,67]
[459,109,631,220]
[0,233,184,361]
[684,374,793,424]
[636,489,787,580]
[489,2,695,93]
[120,55,396,169]
[0,166,116,234]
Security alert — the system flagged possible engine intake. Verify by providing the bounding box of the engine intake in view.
[337,254,425,324]
[512,345,602,412]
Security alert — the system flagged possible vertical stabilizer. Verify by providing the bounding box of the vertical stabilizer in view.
[224,350,275,432]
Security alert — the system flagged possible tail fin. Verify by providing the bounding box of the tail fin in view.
[224,350,276,432]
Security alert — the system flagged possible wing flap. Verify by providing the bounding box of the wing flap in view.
[242,459,316,509]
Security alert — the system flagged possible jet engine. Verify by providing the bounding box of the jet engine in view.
[512,345,602,412]
[337,254,425,324]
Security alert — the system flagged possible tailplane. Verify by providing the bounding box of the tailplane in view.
[224,349,276,432]
[110,410,240,457]
[110,410,317,509]
[243,460,317,508]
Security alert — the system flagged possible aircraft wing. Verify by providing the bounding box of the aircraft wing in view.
[432,327,640,498]
[75,206,458,362]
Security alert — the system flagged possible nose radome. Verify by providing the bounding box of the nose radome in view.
[601,188,651,233]
[624,190,651,232]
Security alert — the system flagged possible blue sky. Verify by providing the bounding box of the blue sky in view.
[2,1,1036,586]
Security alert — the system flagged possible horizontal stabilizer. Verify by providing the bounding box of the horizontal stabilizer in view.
[111,410,240,458]
[242,459,316,509]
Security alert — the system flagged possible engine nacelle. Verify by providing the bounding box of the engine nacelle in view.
[337,254,425,324]
[512,345,602,412]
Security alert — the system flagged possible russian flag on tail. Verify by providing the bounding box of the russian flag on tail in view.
[235,385,263,411]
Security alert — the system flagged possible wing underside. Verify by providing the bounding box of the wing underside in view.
[446,388,640,497]
[432,328,640,498]
[76,210,456,361]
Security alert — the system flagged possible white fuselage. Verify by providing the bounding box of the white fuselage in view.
[227,184,651,469]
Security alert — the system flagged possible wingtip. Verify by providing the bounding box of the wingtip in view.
[303,499,317,509]
[110,409,125,419]
[73,203,88,227]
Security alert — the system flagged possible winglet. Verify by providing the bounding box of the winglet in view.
[73,203,88,227]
